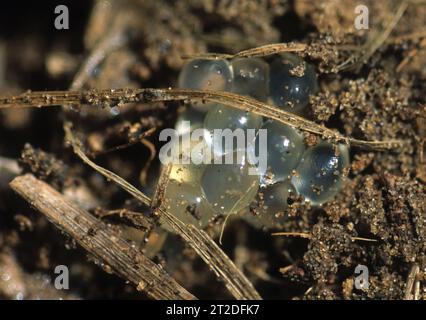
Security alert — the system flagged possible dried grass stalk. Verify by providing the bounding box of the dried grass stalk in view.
[182,42,307,60]
[64,122,262,300]
[0,88,405,151]
[10,174,196,300]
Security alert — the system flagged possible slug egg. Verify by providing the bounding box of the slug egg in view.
[178,59,233,112]
[231,58,269,101]
[163,178,215,231]
[291,142,350,205]
[162,162,216,231]
[175,106,205,136]
[257,120,305,186]
[203,103,262,156]
[245,181,295,229]
[269,54,317,114]
[161,134,218,233]
[200,152,259,215]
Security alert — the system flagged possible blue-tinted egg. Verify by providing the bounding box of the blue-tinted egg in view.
[269,54,317,114]
[291,142,349,204]
[257,120,305,185]
[244,181,295,229]
[231,58,269,101]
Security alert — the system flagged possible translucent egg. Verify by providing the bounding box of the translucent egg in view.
[200,152,259,215]
[257,120,305,186]
[231,58,269,101]
[165,122,211,165]
[291,142,350,205]
[204,104,262,156]
[175,106,205,136]
[269,54,317,114]
[204,104,263,133]
[163,180,215,231]
[162,163,216,232]
[178,59,233,112]
[244,181,295,229]
[169,161,204,184]
[161,133,216,232]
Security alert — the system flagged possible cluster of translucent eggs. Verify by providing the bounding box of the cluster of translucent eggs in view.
[162,54,350,231]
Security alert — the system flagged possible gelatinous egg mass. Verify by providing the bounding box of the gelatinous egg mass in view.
[201,153,259,215]
[291,142,349,205]
[269,54,317,114]
[231,58,269,101]
[204,104,262,156]
[257,120,304,185]
[178,59,233,112]
[171,56,351,231]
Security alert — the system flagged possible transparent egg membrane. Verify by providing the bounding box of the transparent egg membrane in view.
[175,107,205,136]
[257,120,305,186]
[245,181,296,229]
[204,104,262,157]
[269,54,318,114]
[178,59,233,112]
[231,58,269,102]
[200,152,259,216]
[291,142,350,205]
[162,160,217,232]
[161,55,350,231]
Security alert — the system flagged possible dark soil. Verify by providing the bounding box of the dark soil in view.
[0,0,424,300]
